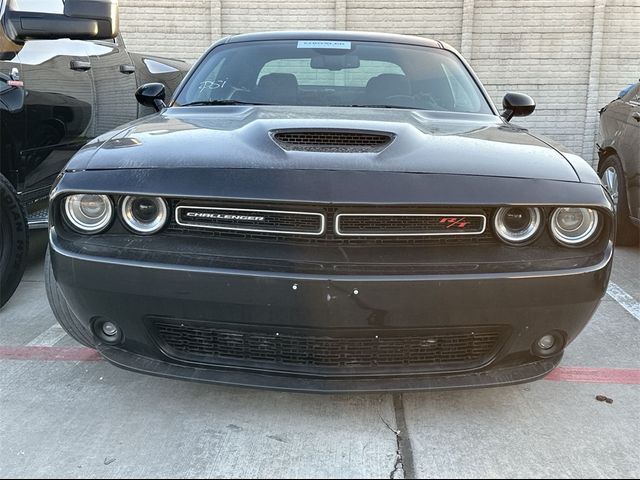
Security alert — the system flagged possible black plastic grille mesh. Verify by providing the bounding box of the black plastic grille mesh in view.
[153,320,504,373]
[273,131,392,152]
[338,214,485,235]
[176,207,323,234]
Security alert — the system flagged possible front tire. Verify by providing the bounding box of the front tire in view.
[599,154,639,246]
[44,248,95,348]
[0,174,29,308]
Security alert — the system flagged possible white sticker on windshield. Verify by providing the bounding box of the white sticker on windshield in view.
[297,40,352,50]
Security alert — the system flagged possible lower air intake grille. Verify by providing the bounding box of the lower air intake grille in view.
[152,320,506,375]
[273,130,393,152]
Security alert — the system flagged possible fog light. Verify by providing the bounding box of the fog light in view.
[537,334,556,350]
[532,332,564,358]
[102,322,119,337]
[93,318,123,344]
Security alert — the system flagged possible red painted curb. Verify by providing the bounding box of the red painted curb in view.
[0,346,102,362]
[546,367,640,385]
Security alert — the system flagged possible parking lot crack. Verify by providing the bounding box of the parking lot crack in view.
[380,394,416,480]
[379,410,403,479]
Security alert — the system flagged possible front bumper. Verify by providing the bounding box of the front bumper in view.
[50,233,613,393]
[101,345,562,393]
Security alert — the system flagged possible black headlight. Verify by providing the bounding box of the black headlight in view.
[550,207,600,247]
[63,194,113,234]
[120,196,168,234]
[493,207,543,245]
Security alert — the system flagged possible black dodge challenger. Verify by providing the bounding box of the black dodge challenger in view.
[46,32,614,392]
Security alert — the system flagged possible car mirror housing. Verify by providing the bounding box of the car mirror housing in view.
[3,0,119,44]
[501,92,536,122]
[135,83,167,112]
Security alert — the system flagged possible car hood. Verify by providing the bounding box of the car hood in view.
[69,106,580,182]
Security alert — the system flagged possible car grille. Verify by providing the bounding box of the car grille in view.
[175,205,324,235]
[167,201,495,246]
[152,319,506,375]
[336,213,486,236]
[272,130,393,152]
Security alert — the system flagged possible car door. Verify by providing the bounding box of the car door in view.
[17,38,95,204]
[0,0,25,190]
[11,0,95,205]
[84,34,138,135]
[620,85,640,219]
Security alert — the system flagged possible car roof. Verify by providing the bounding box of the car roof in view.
[223,31,444,50]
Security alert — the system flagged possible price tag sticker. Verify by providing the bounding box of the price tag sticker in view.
[297,40,352,50]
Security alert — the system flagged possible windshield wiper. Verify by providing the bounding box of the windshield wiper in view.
[180,100,270,107]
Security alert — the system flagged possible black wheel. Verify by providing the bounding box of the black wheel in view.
[599,154,639,246]
[0,174,28,308]
[44,248,95,348]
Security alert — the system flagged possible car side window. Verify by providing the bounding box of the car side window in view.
[622,83,640,104]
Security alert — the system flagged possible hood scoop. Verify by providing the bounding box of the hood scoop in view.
[272,129,394,153]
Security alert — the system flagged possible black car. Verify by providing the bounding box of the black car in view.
[598,81,640,246]
[46,32,613,392]
[0,0,188,306]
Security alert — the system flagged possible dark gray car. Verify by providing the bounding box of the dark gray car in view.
[45,31,614,392]
[597,81,640,246]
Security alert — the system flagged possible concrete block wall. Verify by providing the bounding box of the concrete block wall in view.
[119,0,640,165]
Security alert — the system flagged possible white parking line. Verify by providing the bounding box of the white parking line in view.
[26,324,67,347]
[607,281,640,321]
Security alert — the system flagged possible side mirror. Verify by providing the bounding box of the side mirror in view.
[501,92,536,122]
[135,83,167,112]
[4,0,119,43]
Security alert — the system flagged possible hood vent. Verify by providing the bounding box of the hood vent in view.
[272,130,394,153]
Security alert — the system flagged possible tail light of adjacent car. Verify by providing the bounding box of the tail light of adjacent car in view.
[63,194,114,234]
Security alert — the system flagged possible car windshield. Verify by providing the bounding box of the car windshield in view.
[175,39,493,114]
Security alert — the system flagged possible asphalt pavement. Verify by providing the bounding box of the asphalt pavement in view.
[1,230,638,478]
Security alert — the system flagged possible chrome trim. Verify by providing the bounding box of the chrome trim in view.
[27,208,49,230]
[175,206,326,236]
[28,220,49,230]
[335,213,487,237]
